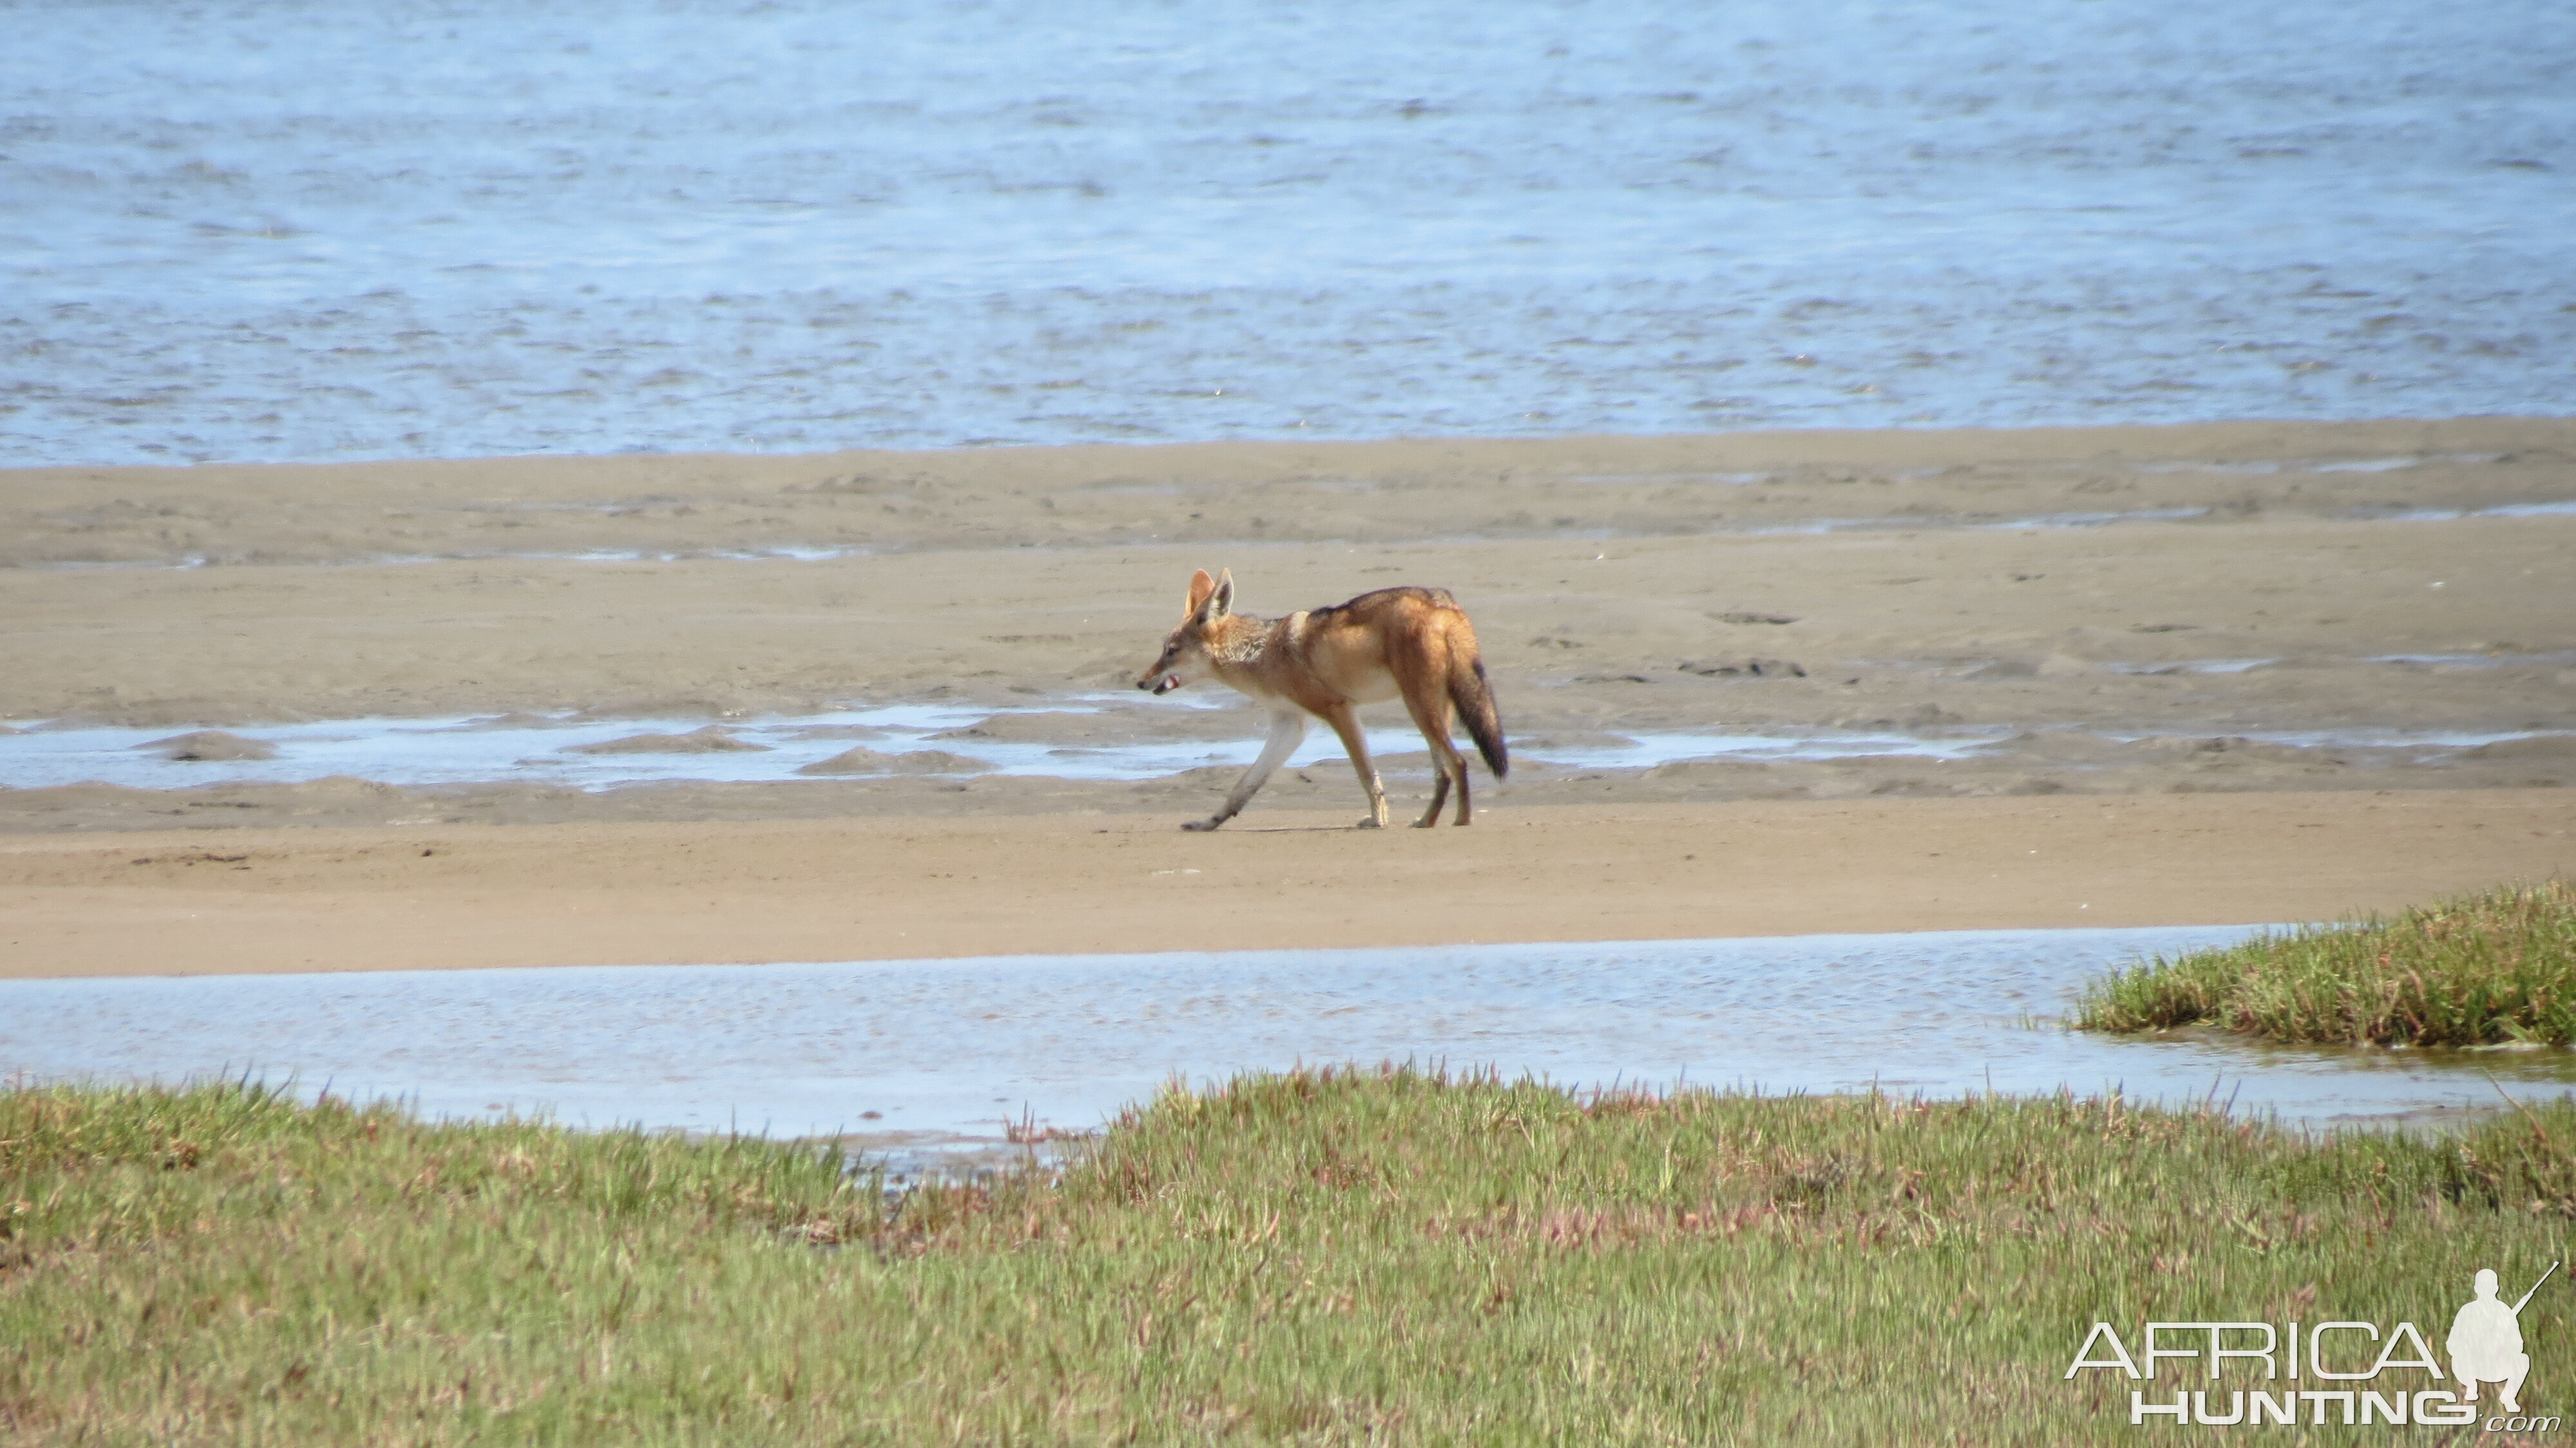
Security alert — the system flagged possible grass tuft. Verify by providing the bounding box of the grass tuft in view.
[2076,879,2576,1045]
[5,1068,2574,1443]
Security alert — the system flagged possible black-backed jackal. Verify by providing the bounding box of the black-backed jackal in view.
[1136,568,1509,831]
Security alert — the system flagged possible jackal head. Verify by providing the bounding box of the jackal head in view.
[1137,567,1234,695]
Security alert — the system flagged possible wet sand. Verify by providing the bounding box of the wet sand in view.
[3,791,2569,979]
[4,418,2571,978]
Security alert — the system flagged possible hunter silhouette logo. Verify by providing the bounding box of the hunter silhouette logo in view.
[2065,1261,2561,1429]
[2453,1262,2556,1415]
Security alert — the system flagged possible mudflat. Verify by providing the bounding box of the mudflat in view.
[1,792,2570,978]
[4,417,2571,977]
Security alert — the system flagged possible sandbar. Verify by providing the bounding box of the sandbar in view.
[4,418,2570,978]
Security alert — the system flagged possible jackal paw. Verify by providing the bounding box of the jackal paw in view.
[1182,817,1225,832]
[1354,817,1383,830]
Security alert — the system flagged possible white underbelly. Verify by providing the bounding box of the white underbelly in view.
[1343,671,1403,705]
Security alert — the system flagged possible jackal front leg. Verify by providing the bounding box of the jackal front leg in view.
[1184,708,1307,831]
[1316,701,1388,829]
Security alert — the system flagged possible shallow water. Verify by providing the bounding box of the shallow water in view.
[2370,651,2576,671]
[2224,727,2571,756]
[0,706,2007,791]
[9,928,2573,1148]
[5,706,2564,792]
[5,0,2570,466]
[2103,658,2276,676]
[1749,506,2215,536]
[2371,500,2576,524]
[2134,453,2509,477]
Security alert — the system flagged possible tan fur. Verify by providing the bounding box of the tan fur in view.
[1137,567,1508,831]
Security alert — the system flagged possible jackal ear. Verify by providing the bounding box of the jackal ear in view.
[1184,568,1217,618]
[1206,568,1234,620]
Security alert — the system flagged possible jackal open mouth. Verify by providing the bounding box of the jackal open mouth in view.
[1151,673,1181,694]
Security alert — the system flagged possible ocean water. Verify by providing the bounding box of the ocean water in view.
[4,0,2570,466]
[12,928,2576,1146]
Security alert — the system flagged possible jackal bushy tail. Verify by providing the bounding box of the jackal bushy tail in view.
[1450,649,1508,779]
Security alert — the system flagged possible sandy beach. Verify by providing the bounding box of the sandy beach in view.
[5,417,2571,978]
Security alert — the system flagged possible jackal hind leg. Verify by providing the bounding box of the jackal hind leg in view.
[1316,701,1387,828]
[1186,709,1305,831]
[1398,671,1471,826]
[1418,768,1452,828]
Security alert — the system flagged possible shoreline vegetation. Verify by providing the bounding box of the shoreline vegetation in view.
[2078,881,2576,1047]
[6,1070,2573,1443]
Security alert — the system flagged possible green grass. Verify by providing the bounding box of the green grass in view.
[6,1069,2575,1445]
[2076,879,2576,1045]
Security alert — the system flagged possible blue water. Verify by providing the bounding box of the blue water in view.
[9,929,2575,1147]
[4,0,2570,465]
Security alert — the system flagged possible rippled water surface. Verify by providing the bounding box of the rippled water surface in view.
[5,0,2570,464]
[10,929,2575,1148]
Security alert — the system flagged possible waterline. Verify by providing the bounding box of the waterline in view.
[8,928,2571,1148]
